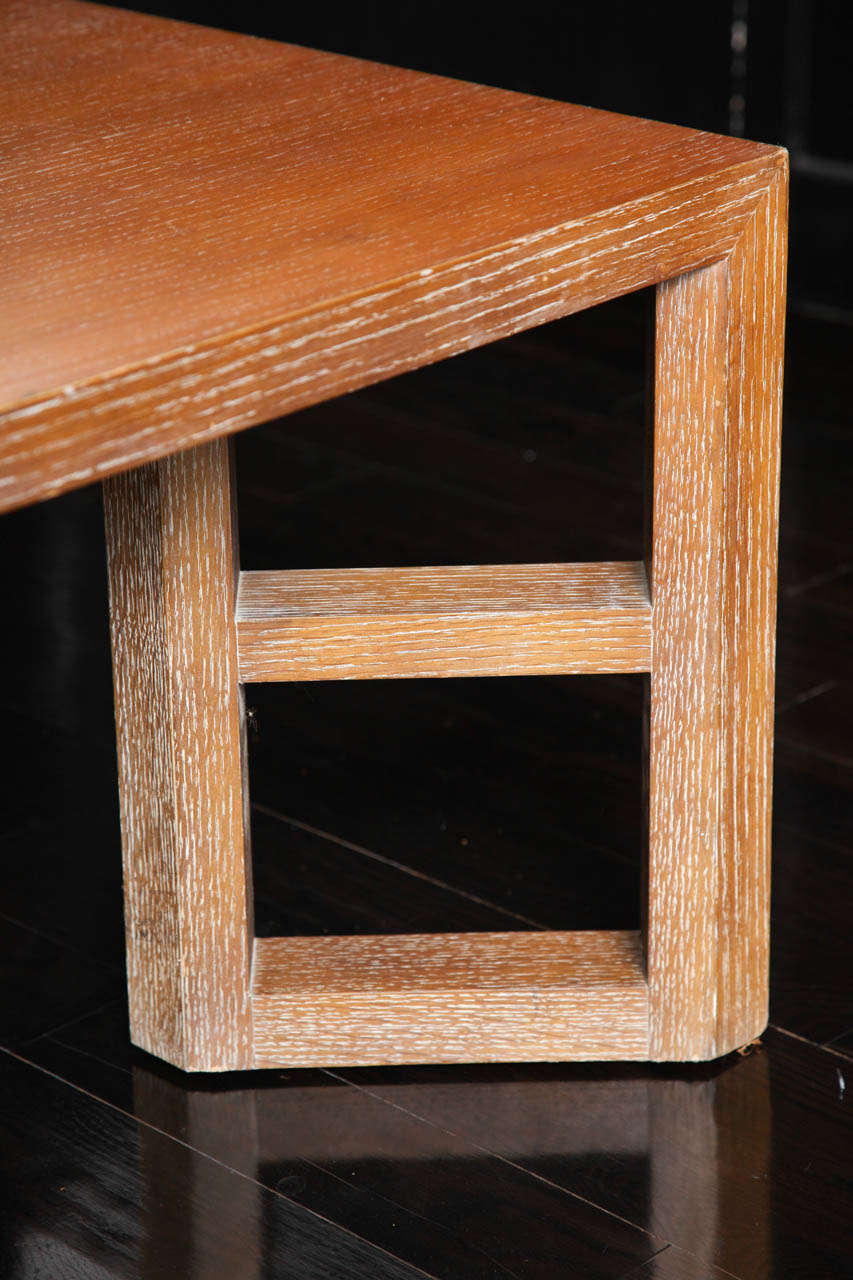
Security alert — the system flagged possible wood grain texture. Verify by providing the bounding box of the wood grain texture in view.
[646,260,729,1060]
[647,164,787,1059]
[8,1,789,1070]
[715,174,788,1054]
[104,438,254,1070]
[236,561,651,681]
[0,0,784,513]
[252,930,649,1066]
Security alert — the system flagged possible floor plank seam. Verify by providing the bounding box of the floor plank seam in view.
[774,678,838,715]
[252,802,551,930]
[322,1068,670,1252]
[0,1043,441,1280]
[617,1245,672,1278]
[769,1023,853,1061]
[0,907,123,976]
[16,998,127,1055]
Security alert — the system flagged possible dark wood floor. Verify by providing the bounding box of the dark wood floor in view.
[2,292,852,1278]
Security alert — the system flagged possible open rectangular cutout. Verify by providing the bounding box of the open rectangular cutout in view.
[247,673,644,941]
[234,296,648,575]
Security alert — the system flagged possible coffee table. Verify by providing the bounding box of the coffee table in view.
[0,0,787,1070]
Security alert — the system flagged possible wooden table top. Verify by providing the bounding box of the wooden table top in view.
[0,0,784,512]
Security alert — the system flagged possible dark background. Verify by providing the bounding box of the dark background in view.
[3,4,853,1274]
[105,0,853,318]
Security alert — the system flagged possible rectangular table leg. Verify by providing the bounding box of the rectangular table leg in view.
[104,439,254,1071]
[647,177,787,1059]
[101,173,785,1071]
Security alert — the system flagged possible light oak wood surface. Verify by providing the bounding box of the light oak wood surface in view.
[3,1,787,1069]
[646,172,786,1059]
[647,261,731,1060]
[236,561,651,681]
[104,439,254,1071]
[252,930,648,1066]
[0,0,783,513]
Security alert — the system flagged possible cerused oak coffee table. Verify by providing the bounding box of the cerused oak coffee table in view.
[1,0,787,1071]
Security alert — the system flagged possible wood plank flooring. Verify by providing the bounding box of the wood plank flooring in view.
[1,292,851,1277]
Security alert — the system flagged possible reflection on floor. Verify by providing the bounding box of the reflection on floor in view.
[1,294,851,1277]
